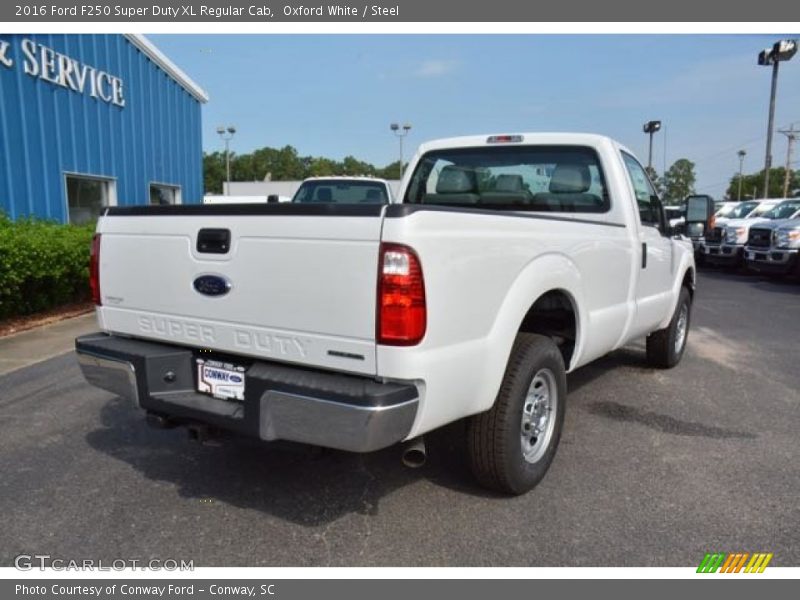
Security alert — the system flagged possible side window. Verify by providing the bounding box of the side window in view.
[621,152,659,227]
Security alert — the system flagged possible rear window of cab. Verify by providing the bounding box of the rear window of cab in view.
[293,180,389,204]
[404,145,610,213]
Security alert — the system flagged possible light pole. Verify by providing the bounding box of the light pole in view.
[390,122,412,179]
[758,39,797,199]
[737,149,746,201]
[643,120,662,171]
[216,125,236,195]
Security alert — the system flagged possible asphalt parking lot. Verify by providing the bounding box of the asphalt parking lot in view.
[1,270,798,567]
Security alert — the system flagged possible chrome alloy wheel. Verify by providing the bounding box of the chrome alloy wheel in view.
[674,302,689,355]
[520,368,558,464]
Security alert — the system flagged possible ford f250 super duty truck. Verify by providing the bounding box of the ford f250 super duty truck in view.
[744,216,800,276]
[76,133,700,495]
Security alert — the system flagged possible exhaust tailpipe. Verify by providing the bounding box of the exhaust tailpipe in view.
[401,437,426,468]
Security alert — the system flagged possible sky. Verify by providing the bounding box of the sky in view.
[150,34,800,198]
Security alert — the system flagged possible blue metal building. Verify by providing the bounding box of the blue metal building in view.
[0,34,207,223]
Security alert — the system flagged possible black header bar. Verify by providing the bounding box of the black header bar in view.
[4,0,800,22]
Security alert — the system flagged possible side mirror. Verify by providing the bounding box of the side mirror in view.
[685,195,715,237]
[267,194,279,204]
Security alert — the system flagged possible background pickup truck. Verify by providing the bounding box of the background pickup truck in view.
[76,133,698,495]
[744,216,800,276]
[289,176,394,204]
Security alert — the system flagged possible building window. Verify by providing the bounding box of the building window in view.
[66,175,115,225]
[150,183,181,205]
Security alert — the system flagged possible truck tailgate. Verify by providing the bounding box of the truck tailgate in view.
[95,205,383,376]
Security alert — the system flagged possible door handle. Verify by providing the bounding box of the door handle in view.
[642,242,647,268]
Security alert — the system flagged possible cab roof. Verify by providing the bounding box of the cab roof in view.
[415,132,620,154]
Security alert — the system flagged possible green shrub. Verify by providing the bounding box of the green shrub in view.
[0,213,95,319]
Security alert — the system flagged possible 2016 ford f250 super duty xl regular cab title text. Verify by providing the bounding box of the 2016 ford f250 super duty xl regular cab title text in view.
[76,133,698,495]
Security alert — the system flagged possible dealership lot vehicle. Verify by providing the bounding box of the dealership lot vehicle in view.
[701,199,780,266]
[745,217,800,276]
[291,176,394,204]
[712,199,761,229]
[75,133,697,495]
[708,199,800,268]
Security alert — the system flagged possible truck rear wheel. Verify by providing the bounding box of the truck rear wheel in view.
[467,333,566,495]
[646,286,692,369]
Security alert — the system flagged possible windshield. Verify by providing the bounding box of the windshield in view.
[748,203,778,218]
[292,180,389,204]
[763,201,800,220]
[404,145,608,213]
[718,202,757,219]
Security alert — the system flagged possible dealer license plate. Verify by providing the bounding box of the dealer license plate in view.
[196,359,246,401]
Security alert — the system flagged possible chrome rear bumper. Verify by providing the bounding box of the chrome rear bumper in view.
[75,333,418,453]
[77,351,139,405]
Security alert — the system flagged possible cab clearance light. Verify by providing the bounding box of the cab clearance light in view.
[487,135,524,144]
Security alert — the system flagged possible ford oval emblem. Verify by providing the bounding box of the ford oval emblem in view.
[193,275,231,297]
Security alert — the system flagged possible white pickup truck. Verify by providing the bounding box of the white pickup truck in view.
[290,176,394,204]
[76,133,700,495]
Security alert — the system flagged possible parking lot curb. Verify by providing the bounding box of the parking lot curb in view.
[0,313,97,377]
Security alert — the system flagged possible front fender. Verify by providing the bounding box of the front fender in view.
[656,241,696,331]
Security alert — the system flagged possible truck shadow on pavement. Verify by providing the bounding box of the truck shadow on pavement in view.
[566,345,757,441]
[85,397,484,526]
[85,341,755,524]
[585,401,756,440]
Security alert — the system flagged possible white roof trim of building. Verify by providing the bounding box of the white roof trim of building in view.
[123,34,209,103]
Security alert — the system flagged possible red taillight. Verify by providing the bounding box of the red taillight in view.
[377,243,426,346]
[89,233,101,305]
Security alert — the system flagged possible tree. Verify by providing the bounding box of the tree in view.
[341,155,376,176]
[663,159,696,204]
[306,157,339,177]
[375,161,403,180]
[203,152,226,194]
[726,167,800,200]
[644,166,664,197]
[202,144,402,194]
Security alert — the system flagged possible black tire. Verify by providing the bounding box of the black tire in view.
[646,286,692,369]
[467,333,566,495]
